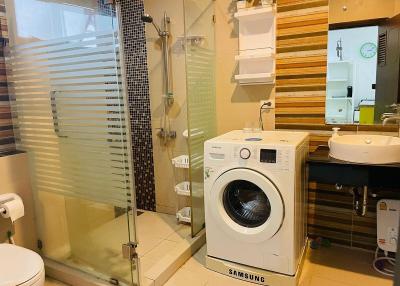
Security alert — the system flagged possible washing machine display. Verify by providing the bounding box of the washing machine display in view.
[222,180,271,228]
[260,149,277,163]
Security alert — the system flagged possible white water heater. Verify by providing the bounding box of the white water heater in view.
[377,199,400,253]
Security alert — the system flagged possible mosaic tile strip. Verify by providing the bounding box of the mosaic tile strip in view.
[118,0,156,211]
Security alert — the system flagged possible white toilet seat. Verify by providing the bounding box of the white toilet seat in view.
[0,244,45,286]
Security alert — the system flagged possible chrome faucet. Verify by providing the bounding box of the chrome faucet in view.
[336,38,343,61]
[381,104,400,136]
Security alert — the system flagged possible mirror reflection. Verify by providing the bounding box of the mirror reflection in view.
[326,1,400,125]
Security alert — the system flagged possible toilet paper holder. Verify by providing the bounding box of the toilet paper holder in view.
[0,202,10,216]
[0,199,10,214]
[0,194,25,223]
[0,198,13,214]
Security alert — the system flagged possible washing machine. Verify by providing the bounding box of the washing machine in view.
[204,130,309,276]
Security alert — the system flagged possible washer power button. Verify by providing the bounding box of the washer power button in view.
[240,148,251,159]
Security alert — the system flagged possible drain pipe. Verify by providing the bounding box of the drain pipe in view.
[361,185,368,216]
[349,186,368,216]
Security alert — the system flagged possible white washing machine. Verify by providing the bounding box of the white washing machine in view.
[204,130,309,276]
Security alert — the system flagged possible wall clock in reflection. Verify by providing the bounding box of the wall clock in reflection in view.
[360,42,377,58]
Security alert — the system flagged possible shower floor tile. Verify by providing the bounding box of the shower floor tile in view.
[136,210,203,286]
[52,210,202,286]
[136,210,191,259]
[136,210,184,242]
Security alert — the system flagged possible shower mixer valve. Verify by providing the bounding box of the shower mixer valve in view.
[163,93,174,106]
[156,128,176,141]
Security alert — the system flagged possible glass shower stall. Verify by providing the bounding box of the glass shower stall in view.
[4,0,215,285]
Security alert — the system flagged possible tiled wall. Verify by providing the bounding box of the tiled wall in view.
[143,0,191,215]
[0,0,14,155]
[119,0,156,211]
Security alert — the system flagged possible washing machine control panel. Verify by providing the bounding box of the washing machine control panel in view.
[233,146,290,170]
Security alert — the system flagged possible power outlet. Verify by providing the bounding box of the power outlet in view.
[260,99,275,109]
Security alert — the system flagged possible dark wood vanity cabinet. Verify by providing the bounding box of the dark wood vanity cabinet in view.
[308,146,400,189]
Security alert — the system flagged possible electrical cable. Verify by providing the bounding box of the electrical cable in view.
[373,246,396,277]
[259,102,272,131]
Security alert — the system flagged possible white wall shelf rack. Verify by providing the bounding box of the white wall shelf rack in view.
[234,5,276,85]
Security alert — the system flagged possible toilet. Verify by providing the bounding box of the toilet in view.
[0,244,45,286]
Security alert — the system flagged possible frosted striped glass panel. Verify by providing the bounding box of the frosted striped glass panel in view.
[184,0,216,235]
[186,46,216,236]
[185,0,216,236]
[6,31,133,208]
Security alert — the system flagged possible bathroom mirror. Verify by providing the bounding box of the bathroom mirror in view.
[326,1,400,125]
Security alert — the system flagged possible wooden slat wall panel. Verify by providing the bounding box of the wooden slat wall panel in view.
[0,0,14,155]
[276,0,328,129]
[278,0,329,12]
[309,134,330,152]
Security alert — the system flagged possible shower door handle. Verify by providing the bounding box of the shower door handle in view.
[50,90,67,138]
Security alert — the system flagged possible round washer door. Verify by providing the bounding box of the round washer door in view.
[209,168,284,243]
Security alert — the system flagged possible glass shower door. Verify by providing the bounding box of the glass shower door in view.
[5,0,139,285]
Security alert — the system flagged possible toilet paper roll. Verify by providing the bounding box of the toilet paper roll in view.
[0,193,24,223]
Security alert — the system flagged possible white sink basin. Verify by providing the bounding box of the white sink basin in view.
[329,135,400,164]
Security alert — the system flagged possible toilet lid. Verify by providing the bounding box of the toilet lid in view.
[0,244,44,286]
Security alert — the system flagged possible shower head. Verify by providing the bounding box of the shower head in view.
[141,13,162,35]
[141,14,153,23]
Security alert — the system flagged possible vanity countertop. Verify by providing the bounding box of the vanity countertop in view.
[308,145,400,168]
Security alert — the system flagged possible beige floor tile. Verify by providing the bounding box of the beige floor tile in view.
[305,264,390,286]
[166,244,394,286]
[309,276,353,286]
[140,255,159,274]
[144,242,197,283]
[137,211,181,239]
[141,277,155,286]
[298,275,312,286]
[164,268,208,286]
[165,224,191,243]
[142,240,179,262]
[44,278,69,286]
[136,236,164,257]
[180,256,211,276]
[300,246,392,286]
[180,247,207,274]
[166,245,251,286]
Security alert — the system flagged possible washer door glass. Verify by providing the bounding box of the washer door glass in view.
[209,168,284,242]
[223,180,271,228]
